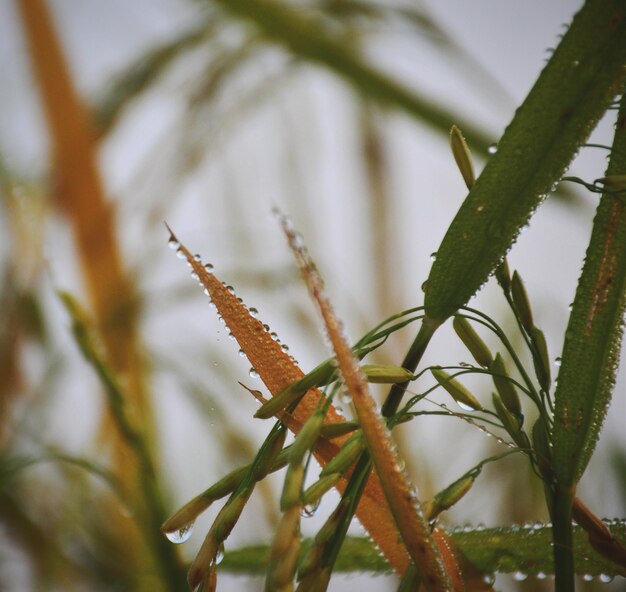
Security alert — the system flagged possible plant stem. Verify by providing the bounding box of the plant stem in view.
[382,316,441,417]
[552,486,576,592]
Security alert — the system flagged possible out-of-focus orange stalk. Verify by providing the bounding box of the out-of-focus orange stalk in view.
[16,0,166,586]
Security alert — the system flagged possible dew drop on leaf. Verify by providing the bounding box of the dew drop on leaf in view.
[215,542,225,565]
[513,571,528,581]
[301,498,321,518]
[168,238,180,250]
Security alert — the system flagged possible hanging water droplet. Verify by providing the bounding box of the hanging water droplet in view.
[263,324,270,332]
[176,248,186,260]
[226,285,235,294]
[482,573,495,585]
[164,521,195,544]
[583,574,594,582]
[238,349,246,357]
[488,143,498,155]
[421,280,430,293]
[215,542,225,565]
[429,252,437,262]
[249,368,259,378]
[191,271,199,281]
[249,307,259,318]
[203,288,210,297]
[301,498,321,518]
[536,571,547,580]
[204,262,214,271]
[270,332,279,340]
[168,237,180,250]
[599,574,613,583]
[513,571,528,581]
[193,253,202,262]
[281,343,290,352]
[554,357,562,367]
[457,401,476,413]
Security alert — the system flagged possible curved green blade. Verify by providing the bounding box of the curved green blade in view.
[424,0,626,321]
[552,93,626,487]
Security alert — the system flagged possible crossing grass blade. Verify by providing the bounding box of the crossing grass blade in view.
[277,216,458,592]
[424,0,626,322]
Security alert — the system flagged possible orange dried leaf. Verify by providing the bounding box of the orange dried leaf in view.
[278,217,456,592]
[167,226,410,574]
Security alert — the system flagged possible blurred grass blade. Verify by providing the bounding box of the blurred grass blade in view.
[424,0,626,321]
[277,215,456,591]
[553,93,626,488]
[218,522,626,577]
[167,226,412,574]
[210,0,492,155]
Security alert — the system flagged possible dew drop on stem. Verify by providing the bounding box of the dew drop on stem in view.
[488,143,498,155]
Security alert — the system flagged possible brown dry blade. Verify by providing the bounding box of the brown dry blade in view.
[277,217,460,592]
[167,226,410,573]
[573,497,626,574]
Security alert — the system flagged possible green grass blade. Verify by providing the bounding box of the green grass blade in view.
[218,523,626,578]
[210,0,492,155]
[552,93,626,488]
[424,0,626,321]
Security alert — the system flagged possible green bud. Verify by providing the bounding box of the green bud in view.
[213,493,249,543]
[302,473,342,507]
[452,315,493,367]
[530,326,551,391]
[289,409,325,466]
[319,420,359,439]
[280,464,305,511]
[361,364,414,384]
[431,368,483,411]
[532,416,553,480]
[257,426,288,477]
[425,470,479,520]
[319,433,364,476]
[450,125,476,189]
[490,353,521,416]
[511,271,534,333]
[495,257,511,292]
[492,392,530,451]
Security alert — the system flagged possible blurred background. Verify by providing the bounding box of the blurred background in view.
[0,0,624,590]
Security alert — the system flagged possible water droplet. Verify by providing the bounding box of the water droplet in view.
[226,285,235,294]
[191,271,199,281]
[301,498,321,518]
[457,401,476,412]
[249,307,259,318]
[193,253,202,262]
[488,143,498,154]
[238,349,246,357]
[168,238,180,250]
[215,542,225,565]
[429,252,437,262]
[164,521,194,544]
[176,248,186,260]
[536,571,547,580]
[281,343,290,352]
[554,357,562,367]
[599,574,613,583]
[270,332,279,340]
[204,262,214,271]
[583,574,594,582]
[513,571,528,581]
[249,368,259,379]
[263,324,270,332]
[203,288,210,296]
[482,574,495,585]
[571,60,580,67]
[421,280,430,293]
[339,390,352,405]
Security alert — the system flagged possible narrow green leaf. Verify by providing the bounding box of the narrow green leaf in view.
[425,1,626,321]
[211,0,492,155]
[218,524,626,577]
[553,93,626,487]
